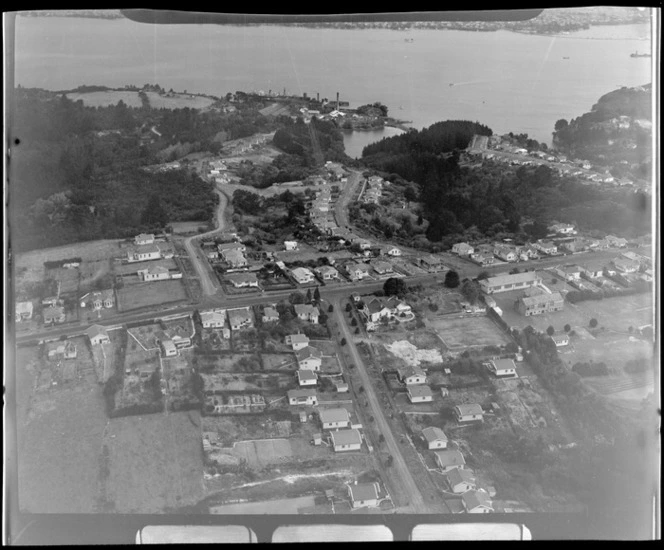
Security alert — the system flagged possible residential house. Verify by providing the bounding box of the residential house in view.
[479,271,541,294]
[447,467,477,494]
[554,264,582,282]
[226,272,259,288]
[127,244,161,263]
[86,324,110,345]
[335,381,349,393]
[559,238,587,253]
[454,404,484,423]
[434,449,466,473]
[398,366,427,385]
[285,333,310,350]
[138,265,171,282]
[157,336,178,357]
[315,265,340,281]
[486,358,518,378]
[493,244,517,262]
[612,257,640,273]
[297,369,318,387]
[80,289,115,310]
[294,304,319,323]
[408,385,434,403]
[605,235,628,248]
[134,233,155,245]
[551,334,570,347]
[420,254,444,271]
[206,250,219,260]
[217,242,246,254]
[516,292,564,316]
[348,482,380,509]
[15,301,34,322]
[362,297,395,323]
[534,240,558,255]
[580,262,605,280]
[462,490,494,513]
[330,429,362,452]
[382,246,402,257]
[227,307,253,331]
[47,340,78,361]
[319,408,350,430]
[471,254,495,267]
[284,240,299,251]
[296,346,323,371]
[201,309,226,328]
[287,388,318,406]
[262,307,280,323]
[343,262,371,281]
[222,249,248,268]
[291,267,316,285]
[43,306,66,325]
[356,239,373,250]
[452,242,475,256]
[519,245,540,260]
[370,260,394,275]
[548,223,576,235]
[421,427,448,450]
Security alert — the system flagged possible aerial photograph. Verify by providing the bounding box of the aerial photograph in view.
[4,7,659,543]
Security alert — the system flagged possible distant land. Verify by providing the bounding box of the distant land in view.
[17,7,651,35]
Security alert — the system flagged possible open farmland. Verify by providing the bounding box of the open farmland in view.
[144,91,217,110]
[428,315,510,350]
[64,90,144,107]
[116,280,188,311]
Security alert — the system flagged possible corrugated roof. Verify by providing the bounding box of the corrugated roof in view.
[421,426,448,443]
[434,449,466,468]
[319,408,350,424]
[330,428,361,446]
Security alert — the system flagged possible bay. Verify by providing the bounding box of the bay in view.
[12,16,652,146]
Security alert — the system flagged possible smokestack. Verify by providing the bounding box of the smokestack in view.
[269,89,271,96]
[336,92,339,110]
[317,92,319,102]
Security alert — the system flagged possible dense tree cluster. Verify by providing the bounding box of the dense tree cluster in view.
[272,116,347,166]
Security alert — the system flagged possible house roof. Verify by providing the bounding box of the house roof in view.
[551,334,569,343]
[421,426,448,444]
[16,301,33,314]
[434,449,466,468]
[201,310,226,324]
[421,254,443,265]
[296,346,322,362]
[454,242,473,250]
[287,333,309,344]
[348,482,378,502]
[147,265,169,275]
[263,307,279,318]
[408,385,434,398]
[315,265,338,276]
[217,242,244,251]
[491,358,516,371]
[612,258,639,270]
[462,490,492,511]
[398,365,426,379]
[135,232,155,240]
[292,267,314,279]
[226,272,258,284]
[86,324,109,339]
[330,428,362,446]
[483,271,540,288]
[294,304,319,316]
[319,408,350,424]
[227,308,252,324]
[288,388,317,399]
[447,467,476,487]
[297,370,318,382]
[455,404,484,416]
[43,305,65,319]
[520,292,564,308]
[222,249,246,262]
[370,260,393,272]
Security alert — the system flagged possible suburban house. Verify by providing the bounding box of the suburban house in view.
[348,482,380,509]
[554,264,582,281]
[612,257,640,273]
[294,304,319,323]
[605,235,628,248]
[314,265,340,281]
[382,246,402,257]
[550,333,570,347]
[262,307,280,323]
[421,427,448,449]
[43,306,66,325]
[134,233,155,245]
[201,309,226,328]
[398,366,427,385]
[319,407,350,430]
[296,346,323,371]
[284,240,298,251]
[343,262,371,281]
[217,242,246,253]
[47,340,78,361]
[222,249,248,268]
[559,238,587,253]
[297,369,318,386]
[548,223,576,235]
[516,292,564,316]
[479,271,541,294]
[15,301,34,322]
[291,267,316,285]
[452,242,475,256]
[408,385,434,403]
[362,296,411,324]
[138,265,171,282]
[206,250,219,260]
[434,449,466,473]
[534,240,558,255]
[285,333,310,350]
[356,239,373,250]
[370,260,394,275]
[227,307,253,330]
[640,269,654,282]
[580,263,605,280]
[80,289,115,310]
[127,244,161,263]
[454,404,484,423]
[157,335,178,357]
[446,467,477,494]
[287,388,318,406]
[226,272,259,288]
[519,245,540,260]
[493,245,517,262]
[86,324,111,345]
[330,429,362,452]
[470,254,495,266]
[462,490,494,513]
[486,358,518,378]
[420,254,445,272]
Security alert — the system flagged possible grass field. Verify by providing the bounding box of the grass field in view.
[65,90,144,107]
[170,221,208,235]
[116,280,188,311]
[428,316,510,350]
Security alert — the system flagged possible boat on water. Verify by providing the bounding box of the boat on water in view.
[630,51,651,58]
[562,56,570,60]
[449,83,454,87]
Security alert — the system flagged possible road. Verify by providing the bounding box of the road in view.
[334,169,362,229]
[332,297,428,513]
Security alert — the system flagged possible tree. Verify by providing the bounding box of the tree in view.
[564,324,571,333]
[444,270,460,289]
[345,303,352,312]
[328,304,334,313]
[355,327,360,334]
[476,271,490,281]
[340,338,347,346]
[141,193,168,227]
[383,277,408,297]
[313,287,321,303]
[289,292,305,305]
[351,318,358,327]
[589,318,598,328]
[546,326,555,336]
[306,289,313,303]
[460,279,481,305]
[551,278,558,285]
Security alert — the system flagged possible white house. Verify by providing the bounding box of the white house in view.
[158,337,178,357]
[284,240,299,251]
[127,244,161,263]
[548,223,576,235]
[446,467,477,494]
[86,324,110,346]
[297,369,318,386]
[550,333,570,347]
[315,265,340,281]
[296,346,323,371]
[294,304,319,323]
[262,307,280,323]
[454,404,484,423]
[493,245,517,262]
[291,267,316,285]
[134,233,155,245]
[319,407,350,430]
[348,482,380,509]
[398,366,426,385]
[383,246,402,257]
[222,249,248,268]
[421,427,448,449]
[434,449,466,473]
[343,263,370,281]
[285,333,310,350]
[201,309,226,328]
[227,308,253,330]
[612,257,640,273]
[138,265,171,282]
[479,271,541,294]
[408,385,434,403]
[330,428,362,452]
[226,272,259,288]
[534,240,558,255]
[80,290,115,310]
[452,242,475,256]
[15,301,34,322]
[486,358,517,378]
[462,490,494,513]
[287,388,318,406]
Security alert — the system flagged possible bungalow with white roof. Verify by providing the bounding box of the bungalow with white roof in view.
[454,404,484,423]
[408,385,434,403]
[284,240,299,251]
[296,346,323,371]
[222,249,248,268]
[127,244,161,263]
[201,309,226,328]
[434,449,466,473]
[285,333,310,350]
[447,467,477,494]
[534,240,558,255]
[452,242,475,256]
[315,265,340,281]
[550,333,570,347]
[287,388,318,406]
[382,246,402,257]
[226,272,259,288]
[15,301,34,322]
[86,324,110,346]
[485,358,517,378]
[548,223,576,235]
[398,366,426,385]
[294,304,319,323]
[554,264,582,281]
[493,244,517,262]
[138,265,171,282]
[319,407,350,430]
[479,271,541,294]
[348,482,380,509]
[134,233,155,245]
[421,427,448,449]
[291,267,316,285]
[297,369,318,386]
[217,242,246,253]
[330,429,362,452]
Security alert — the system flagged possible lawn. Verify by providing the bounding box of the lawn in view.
[116,280,188,312]
[428,316,510,350]
[262,353,297,371]
[65,90,144,107]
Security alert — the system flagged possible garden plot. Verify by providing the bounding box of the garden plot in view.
[45,266,80,294]
[384,340,443,368]
[428,316,510,350]
[200,329,231,351]
[127,323,162,351]
[198,354,262,373]
[116,280,188,311]
[262,353,297,371]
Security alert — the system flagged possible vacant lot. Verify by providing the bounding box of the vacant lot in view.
[428,316,510,350]
[171,221,208,235]
[45,266,80,294]
[116,280,188,311]
[79,259,115,292]
[262,353,297,371]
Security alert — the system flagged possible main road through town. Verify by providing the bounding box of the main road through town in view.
[332,297,428,513]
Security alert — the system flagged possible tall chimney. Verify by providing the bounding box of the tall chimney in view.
[336,92,339,110]
[317,92,320,102]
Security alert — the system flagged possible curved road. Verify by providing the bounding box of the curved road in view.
[332,297,428,513]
